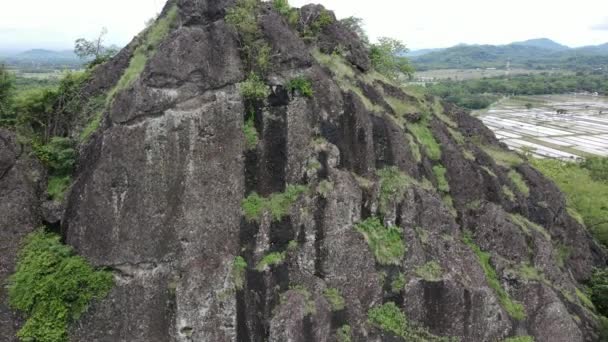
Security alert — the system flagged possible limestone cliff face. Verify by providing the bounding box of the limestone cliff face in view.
[2,0,607,341]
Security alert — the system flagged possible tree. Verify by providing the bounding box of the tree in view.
[74,28,118,67]
[370,37,415,80]
[0,64,15,126]
[340,16,369,45]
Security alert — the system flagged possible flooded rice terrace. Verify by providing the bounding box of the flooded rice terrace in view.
[475,95,608,159]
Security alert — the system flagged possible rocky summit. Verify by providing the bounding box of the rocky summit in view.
[1,0,607,341]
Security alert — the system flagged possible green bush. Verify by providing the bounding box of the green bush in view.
[287,76,313,98]
[463,233,526,320]
[590,268,608,316]
[0,64,15,126]
[356,217,405,265]
[8,230,113,342]
[32,137,76,200]
[391,272,406,293]
[369,37,414,80]
[239,73,270,101]
[581,157,608,182]
[323,288,345,311]
[272,0,299,26]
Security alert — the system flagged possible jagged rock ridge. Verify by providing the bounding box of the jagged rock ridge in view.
[1,0,606,341]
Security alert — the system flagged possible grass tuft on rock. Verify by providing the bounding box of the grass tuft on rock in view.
[377,166,412,214]
[243,114,259,150]
[408,122,441,160]
[242,185,307,222]
[239,72,271,101]
[463,233,526,320]
[368,302,454,341]
[323,287,345,311]
[336,324,352,342]
[8,230,113,342]
[432,165,450,193]
[415,261,443,282]
[508,170,530,197]
[232,256,247,290]
[287,76,314,98]
[256,251,286,271]
[356,217,405,265]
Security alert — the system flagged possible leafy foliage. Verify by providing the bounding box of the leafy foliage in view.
[242,185,307,222]
[581,157,608,182]
[239,72,270,101]
[74,27,118,68]
[340,17,369,44]
[531,158,608,247]
[32,137,76,200]
[370,37,414,80]
[391,273,406,293]
[463,233,526,320]
[272,0,299,26]
[355,217,405,265]
[8,230,113,342]
[287,76,313,98]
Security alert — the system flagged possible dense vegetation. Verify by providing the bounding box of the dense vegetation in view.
[8,230,113,342]
[425,72,608,109]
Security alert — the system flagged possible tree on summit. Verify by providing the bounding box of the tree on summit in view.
[74,27,118,68]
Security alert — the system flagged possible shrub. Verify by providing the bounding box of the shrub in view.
[356,217,405,265]
[323,288,345,311]
[239,73,270,101]
[581,157,608,182]
[287,76,313,98]
[391,272,406,293]
[272,0,299,26]
[310,9,333,34]
[8,230,113,342]
[369,37,414,80]
[590,268,608,316]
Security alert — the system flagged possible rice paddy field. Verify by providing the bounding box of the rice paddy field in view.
[475,95,608,160]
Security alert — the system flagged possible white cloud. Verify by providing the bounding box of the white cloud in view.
[591,18,608,31]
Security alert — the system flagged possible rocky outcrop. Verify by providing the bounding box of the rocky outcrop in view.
[2,0,606,341]
[0,130,43,342]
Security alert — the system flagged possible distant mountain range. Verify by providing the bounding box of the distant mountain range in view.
[409,38,608,71]
[0,49,83,68]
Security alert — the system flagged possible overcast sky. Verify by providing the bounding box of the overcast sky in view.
[1,0,607,52]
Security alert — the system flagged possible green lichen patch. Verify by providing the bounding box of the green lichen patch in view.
[316,180,334,198]
[415,261,443,282]
[8,230,113,342]
[355,217,405,266]
[463,233,526,320]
